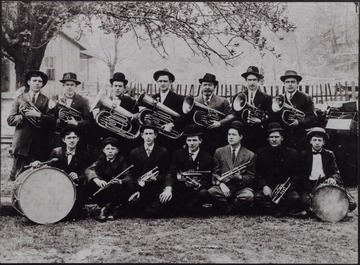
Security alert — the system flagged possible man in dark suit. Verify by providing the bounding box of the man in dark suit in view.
[129,121,170,218]
[254,122,304,217]
[7,70,55,180]
[273,70,318,150]
[232,66,274,153]
[159,124,213,216]
[208,121,256,215]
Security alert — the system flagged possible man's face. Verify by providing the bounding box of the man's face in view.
[246,74,259,92]
[141,128,157,145]
[27,76,44,93]
[103,144,119,160]
[268,131,283,147]
[284,77,298,93]
[63,81,77,97]
[62,132,79,149]
[157,75,171,93]
[186,136,202,153]
[201,82,215,97]
[227,128,242,146]
[310,136,325,151]
[112,81,125,97]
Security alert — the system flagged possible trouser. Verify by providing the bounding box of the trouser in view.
[133,182,164,218]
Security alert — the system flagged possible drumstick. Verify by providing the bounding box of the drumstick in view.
[24,158,59,169]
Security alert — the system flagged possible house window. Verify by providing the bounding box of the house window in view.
[44,56,55,81]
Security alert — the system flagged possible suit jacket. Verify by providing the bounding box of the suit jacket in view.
[213,145,256,191]
[152,90,185,116]
[7,92,54,156]
[165,148,213,189]
[129,144,170,184]
[115,94,139,114]
[255,145,299,190]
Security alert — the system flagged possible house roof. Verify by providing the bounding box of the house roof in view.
[59,31,87,51]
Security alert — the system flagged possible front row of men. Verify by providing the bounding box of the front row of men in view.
[31,121,357,221]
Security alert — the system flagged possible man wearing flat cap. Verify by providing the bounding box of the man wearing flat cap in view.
[273,70,318,150]
[159,124,213,216]
[208,121,256,215]
[254,122,304,217]
[129,121,171,218]
[7,70,55,180]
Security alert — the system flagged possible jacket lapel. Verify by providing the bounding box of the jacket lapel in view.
[224,145,233,169]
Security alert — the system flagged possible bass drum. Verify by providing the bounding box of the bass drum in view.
[12,166,76,224]
[310,183,349,222]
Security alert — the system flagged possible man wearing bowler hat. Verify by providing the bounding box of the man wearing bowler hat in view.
[208,121,256,215]
[254,122,304,218]
[7,70,55,180]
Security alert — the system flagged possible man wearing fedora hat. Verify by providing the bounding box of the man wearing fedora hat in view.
[276,70,318,150]
[159,124,213,216]
[254,122,304,218]
[298,127,357,216]
[208,121,256,215]
[129,121,170,218]
[7,70,55,180]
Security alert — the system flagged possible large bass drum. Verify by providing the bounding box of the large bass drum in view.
[310,183,349,222]
[12,166,76,224]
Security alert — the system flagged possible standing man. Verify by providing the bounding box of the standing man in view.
[233,66,274,152]
[274,70,318,150]
[208,121,256,215]
[254,122,304,218]
[7,70,54,180]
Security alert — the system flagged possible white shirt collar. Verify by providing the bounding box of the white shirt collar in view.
[144,143,155,152]
[159,89,170,102]
[203,94,213,101]
[230,145,241,157]
[29,91,40,101]
[106,158,115,163]
[189,148,200,160]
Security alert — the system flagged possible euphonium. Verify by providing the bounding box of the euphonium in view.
[19,95,43,128]
[182,95,225,127]
[271,177,291,204]
[232,92,267,123]
[271,95,305,125]
[57,101,83,122]
[137,92,182,139]
[90,89,140,140]
[215,160,251,183]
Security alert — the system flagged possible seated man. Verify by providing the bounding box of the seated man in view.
[159,124,213,217]
[254,122,303,218]
[208,121,256,215]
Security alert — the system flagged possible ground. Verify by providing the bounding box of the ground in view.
[0,144,358,263]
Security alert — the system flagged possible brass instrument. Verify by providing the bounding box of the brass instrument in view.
[138,166,159,187]
[271,177,291,204]
[272,95,305,125]
[182,95,225,127]
[90,89,140,140]
[137,92,182,139]
[232,92,267,123]
[57,101,83,122]
[214,160,251,183]
[19,94,43,128]
[177,170,211,190]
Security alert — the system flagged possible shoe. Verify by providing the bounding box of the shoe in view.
[272,211,284,218]
[97,207,107,222]
[290,210,308,218]
[107,214,114,221]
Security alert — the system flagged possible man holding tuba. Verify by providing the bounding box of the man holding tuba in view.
[254,122,304,218]
[7,70,55,180]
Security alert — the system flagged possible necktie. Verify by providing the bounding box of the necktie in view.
[146,148,151,157]
[189,153,194,162]
[249,92,254,105]
[232,149,236,163]
[205,96,210,106]
[31,94,36,104]
[312,151,321,155]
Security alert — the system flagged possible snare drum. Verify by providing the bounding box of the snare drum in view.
[310,183,349,222]
[12,166,76,224]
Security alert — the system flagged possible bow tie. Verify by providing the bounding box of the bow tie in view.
[65,151,75,156]
[312,151,322,155]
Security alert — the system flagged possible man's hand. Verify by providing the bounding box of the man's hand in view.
[219,183,231,197]
[69,172,78,181]
[288,119,299,127]
[138,179,146,187]
[185,178,201,190]
[207,121,221,130]
[109,179,122,185]
[247,117,262,125]
[93,178,107,188]
[30,160,42,168]
[66,116,78,126]
[159,187,172,203]
[24,108,40,118]
[325,177,337,185]
[263,186,272,196]
[162,122,174,132]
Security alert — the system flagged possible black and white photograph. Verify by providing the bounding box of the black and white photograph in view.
[0,1,358,263]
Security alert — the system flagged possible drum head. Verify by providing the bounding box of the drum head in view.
[311,185,349,222]
[17,167,76,224]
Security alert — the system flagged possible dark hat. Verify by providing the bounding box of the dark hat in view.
[266,122,284,134]
[306,127,329,140]
[60,72,81,85]
[153,68,175,82]
[227,121,244,135]
[101,137,120,148]
[110,72,128,86]
[25,70,48,87]
[280,70,302,83]
[199,73,219,86]
[241,66,264,80]
[140,120,158,133]
[183,124,204,137]
[60,125,80,138]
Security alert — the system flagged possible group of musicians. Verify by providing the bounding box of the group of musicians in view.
[7,66,357,221]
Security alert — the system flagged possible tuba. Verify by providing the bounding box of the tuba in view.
[271,177,291,204]
[137,92,182,139]
[182,95,225,127]
[271,95,305,125]
[232,92,267,124]
[90,89,140,140]
[19,94,43,128]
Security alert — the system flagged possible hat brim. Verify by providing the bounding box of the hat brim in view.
[280,75,302,82]
[140,125,158,133]
[227,125,244,135]
[183,132,203,137]
[153,71,175,82]
[266,128,284,134]
[25,70,48,87]
[241,72,264,80]
[102,138,120,148]
[60,79,81,85]
[110,79,128,86]
[306,131,329,140]
[199,78,218,86]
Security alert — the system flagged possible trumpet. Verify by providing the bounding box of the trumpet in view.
[19,94,43,128]
[214,160,251,183]
[271,177,291,204]
[272,95,305,125]
[232,92,267,123]
[138,166,159,186]
[177,170,210,190]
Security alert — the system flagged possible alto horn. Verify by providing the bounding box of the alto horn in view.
[56,101,83,122]
[19,94,43,128]
[232,92,267,123]
[271,95,305,125]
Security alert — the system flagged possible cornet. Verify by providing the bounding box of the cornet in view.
[214,160,251,183]
[232,92,267,124]
[272,95,305,125]
[138,166,159,187]
[271,177,291,204]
